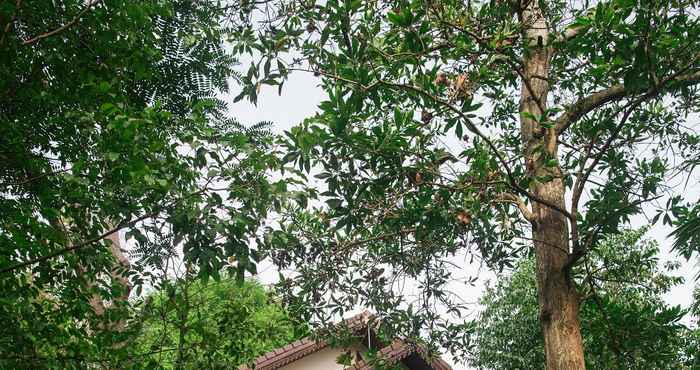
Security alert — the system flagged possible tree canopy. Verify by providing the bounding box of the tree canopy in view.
[2,0,700,369]
[231,0,700,367]
[469,229,699,369]
[130,279,307,369]
[1,0,288,367]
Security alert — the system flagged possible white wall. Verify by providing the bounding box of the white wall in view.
[279,344,366,370]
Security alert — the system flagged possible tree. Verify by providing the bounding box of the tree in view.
[469,229,699,369]
[671,201,700,260]
[232,0,700,368]
[129,278,308,369]
[1,1,286,367]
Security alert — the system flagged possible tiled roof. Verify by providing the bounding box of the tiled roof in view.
[238,311,453,370]
[349,339,453,370]
[238,311,373,370]
[239,337,325,370]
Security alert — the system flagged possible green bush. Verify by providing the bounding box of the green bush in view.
[128,279,308,369]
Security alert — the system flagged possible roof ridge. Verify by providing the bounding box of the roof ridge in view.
[348,338,452,370]
[238,311,452,370]
[238,311,373,370]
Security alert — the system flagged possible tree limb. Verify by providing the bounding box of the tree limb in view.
[558,24,587,42]
[494,193,537,225]
[564,62,700,270]
[552,9,594,45]
[555,70,700,134]
[22,0,99,45]
[0,212,154,274]
[554,85,626,134]
[373,79,575,222]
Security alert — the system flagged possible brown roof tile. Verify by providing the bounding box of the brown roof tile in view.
[349,339,453,370]
[238,311,452,370]
[238,311,372,370]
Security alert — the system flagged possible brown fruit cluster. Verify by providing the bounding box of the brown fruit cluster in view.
[456,210,472,225]
[421,110,433,124]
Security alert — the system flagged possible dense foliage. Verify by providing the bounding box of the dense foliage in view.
[0,0,287,367]
[130,279,307,369]
[2,0,700,369]
[469,229,699,369]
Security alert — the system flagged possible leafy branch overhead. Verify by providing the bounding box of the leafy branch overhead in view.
[231,0,700,368]
[1,0,290,367]
[1,0,699,369]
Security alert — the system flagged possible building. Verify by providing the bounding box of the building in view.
[239,311,453,370]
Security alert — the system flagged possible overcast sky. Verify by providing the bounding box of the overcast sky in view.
[227,66,699,370]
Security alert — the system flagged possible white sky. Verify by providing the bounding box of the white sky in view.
[227,68,699,370]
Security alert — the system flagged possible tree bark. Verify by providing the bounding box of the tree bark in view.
[77,226,132,335]
[519,1,586,369]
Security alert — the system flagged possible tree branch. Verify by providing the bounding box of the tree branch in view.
[555,69,700,134]
[552,9,594,45]
[0,212,154,274]
[558,24,587,42]
[373,79,575,222]
[22,0,99,45]
[561,52,700,271]
[494,193,537,225]
[564,62,700,270]
[565,195,661,271]
[554,85,626,134]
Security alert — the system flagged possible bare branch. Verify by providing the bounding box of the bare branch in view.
[554,85,626,134]
[559,24,587,42]
[552,7,596,45]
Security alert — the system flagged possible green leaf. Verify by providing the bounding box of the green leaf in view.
[326,198,342,209]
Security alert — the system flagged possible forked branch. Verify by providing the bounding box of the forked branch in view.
[494,192,537,225]
[565,61,700,270]
[555,70,700,134]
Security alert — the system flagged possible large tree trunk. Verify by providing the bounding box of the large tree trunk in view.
[78,226,132,334]
[519,1,586,369]
[531,182,586,369]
